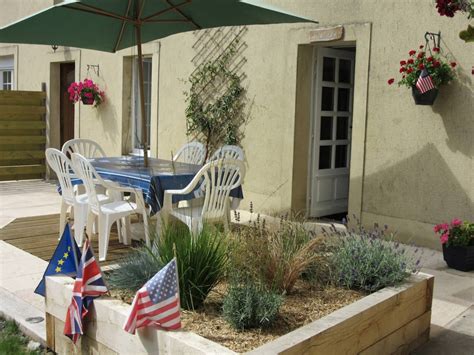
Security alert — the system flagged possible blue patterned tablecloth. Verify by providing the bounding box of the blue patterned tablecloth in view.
[65,156,243,215]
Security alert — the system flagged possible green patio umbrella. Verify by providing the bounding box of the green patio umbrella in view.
[0,0,315,166]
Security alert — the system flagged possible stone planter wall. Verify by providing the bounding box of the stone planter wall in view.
[45,273,434,354]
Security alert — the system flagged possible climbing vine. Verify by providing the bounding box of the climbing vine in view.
[184,41,246,158]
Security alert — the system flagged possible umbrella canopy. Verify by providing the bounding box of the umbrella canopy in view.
[0,0,315,164]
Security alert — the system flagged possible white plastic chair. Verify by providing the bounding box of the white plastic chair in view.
[62,138,106,158]
[71,153,150,261]
[161,159,245,234]
[209,145,245,161]
[46,148,112,246]
[173,141,206,165]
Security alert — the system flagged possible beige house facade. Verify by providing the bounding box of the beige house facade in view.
[1,0,472,249]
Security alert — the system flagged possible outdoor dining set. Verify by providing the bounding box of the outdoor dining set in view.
[46,139,245,261]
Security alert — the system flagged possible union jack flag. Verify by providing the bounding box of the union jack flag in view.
[416,69,435,94]
[123,258,181,334]
[64,238,108,344]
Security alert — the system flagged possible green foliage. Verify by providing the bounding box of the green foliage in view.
[223,277,283,330]
[231,216,324,293]
[329,223,421,292]
[449,222,474,246]
[0,319,42,355]
[109,223,228,311]
[156,223,229,310]
[107,248,161,291]
[184,41,246,157]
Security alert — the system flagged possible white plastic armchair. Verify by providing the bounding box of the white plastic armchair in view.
[173,141,206,165]
[71,153,150,261]
[46,148,112,246]
[161,159,245,234]
[62,138,106,158]
[209,145,245,161]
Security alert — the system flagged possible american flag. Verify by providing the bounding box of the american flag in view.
[64,239,108,344]
[123,258,181,334]
[416,69,435,94]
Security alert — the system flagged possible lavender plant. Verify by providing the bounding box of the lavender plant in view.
[329,218,422,293]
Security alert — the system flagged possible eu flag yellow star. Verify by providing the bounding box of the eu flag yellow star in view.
[58,259,64,265]
[55,266,61,273]
[63,252,69,259]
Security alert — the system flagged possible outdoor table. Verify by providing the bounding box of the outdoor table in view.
[69,156,244,215]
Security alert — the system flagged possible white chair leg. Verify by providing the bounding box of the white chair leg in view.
[116,219,123,243]
[98,214,113,262]
[59,200,69,239]
[86,210,95,239]
[73,202,88,247]
[121,217,131,245]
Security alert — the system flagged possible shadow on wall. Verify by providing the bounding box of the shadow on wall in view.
[432,67,474,157]
[362,143,473,224]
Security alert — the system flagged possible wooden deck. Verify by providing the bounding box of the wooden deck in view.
[0,214,137,267]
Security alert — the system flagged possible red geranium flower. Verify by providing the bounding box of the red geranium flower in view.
[407,68,413,74]
[419,45,424,49]
[433,61,441,68]
[427,56,434,62]
[387,78,395,85]
[417,51,425,59]
[400,60,407,66]
[409,50,416,56]
[399,67,406,73]
[407,58,414,64]
[433,47,440,53]
[450,62,457,68]
[418,63,425,70]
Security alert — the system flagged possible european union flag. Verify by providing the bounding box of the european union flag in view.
[34,223,81,297]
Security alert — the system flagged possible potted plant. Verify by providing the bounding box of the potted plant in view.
[388,46,456,105]
[68,79,105,107]
[434,218,474,271]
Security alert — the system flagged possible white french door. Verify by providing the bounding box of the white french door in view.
[309,47,355,217]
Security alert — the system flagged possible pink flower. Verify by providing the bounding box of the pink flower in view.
[451,218,462,227]
[433,224,442,233]
[440,233,449,244]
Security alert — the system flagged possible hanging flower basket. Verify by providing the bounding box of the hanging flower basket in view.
[68,79,105,107]
[411,86,439,105]
[388,45,456,104]
[81,96,95,105]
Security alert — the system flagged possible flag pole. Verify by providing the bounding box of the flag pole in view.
[172,243,182,311]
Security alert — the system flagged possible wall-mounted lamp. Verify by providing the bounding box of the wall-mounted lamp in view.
[51,45,58,52]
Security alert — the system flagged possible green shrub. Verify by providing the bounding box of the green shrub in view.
[0,319,41,355]
[330,224,421,292]
[107,248,161,291]
[156,223,229,310]
[231,217,324,293]
[108,223,228,311]
[223,277,283,330]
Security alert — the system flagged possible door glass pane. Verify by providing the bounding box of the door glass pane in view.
[335,145,348,168]
[337,88,350,111]
[339,59,352,83]
[321,87,334,111]
[336,116,349,140]
[320,116,333,140]
[322,57,335,82]
[319,145,332,169]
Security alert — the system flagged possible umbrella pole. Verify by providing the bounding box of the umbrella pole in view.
[135,23,148,167]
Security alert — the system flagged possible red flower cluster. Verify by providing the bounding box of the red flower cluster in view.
[388,46,457,88]
[67,79,105,107]
[435,0,461,17]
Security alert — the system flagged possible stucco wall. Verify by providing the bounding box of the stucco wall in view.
[0,0,472,249]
